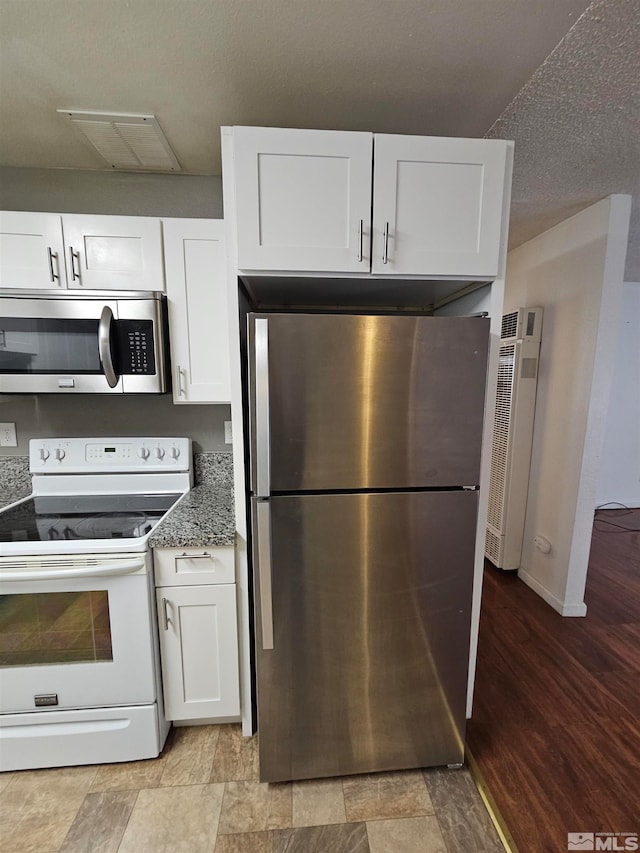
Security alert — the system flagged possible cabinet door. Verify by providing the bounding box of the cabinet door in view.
[371,135,508,277]
[157,584,240,721]
[62,214,164,290]
[233,127,373,273]
[163,219,230,403]
[0,211,66,289]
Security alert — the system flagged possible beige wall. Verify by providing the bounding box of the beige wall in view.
[504,195,631,615]
[597,281,640,507]
[0,166,223,217]
[0,395,231,456]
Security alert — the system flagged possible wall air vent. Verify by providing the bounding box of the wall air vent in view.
[486,307,543,570]
[57,110,181,172]
[501,307,543,342]
[501,311,518,339]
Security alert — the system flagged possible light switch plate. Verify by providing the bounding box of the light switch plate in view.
[0,423,17,447]
[224,421,232,444]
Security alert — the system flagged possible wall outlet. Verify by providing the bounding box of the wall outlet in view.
[0,422,17,447]
[224,421,232,444]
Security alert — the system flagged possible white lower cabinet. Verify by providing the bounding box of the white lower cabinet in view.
[155,549,240,722]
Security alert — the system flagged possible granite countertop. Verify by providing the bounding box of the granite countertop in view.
[0,457,31,509]
[0,480,236,550]
[148,483,235,549]
[2,486,31,507]
[0,451,235,549]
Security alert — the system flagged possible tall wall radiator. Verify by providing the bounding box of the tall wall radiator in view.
[486,307,543,570]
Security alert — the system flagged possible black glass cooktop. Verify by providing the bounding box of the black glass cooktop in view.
[0,493,182,543]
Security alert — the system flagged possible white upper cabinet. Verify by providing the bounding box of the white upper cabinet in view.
[0,212,66,289]
[229,127,510,279]
[163,218,230,403]
[0,211,164,291]
[371,135,508,277]
[62,214,164,290]
[233,127,373,273]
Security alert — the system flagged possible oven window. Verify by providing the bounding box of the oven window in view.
[0,317,101,374]
[0,591,113,667]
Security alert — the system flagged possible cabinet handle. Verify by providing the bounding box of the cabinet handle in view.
[176,366,186,398]
[357,219,364,262]
[177,552,212,561]
[47,248,60,283]
[69,247,81,282]
[162,597,171,630]
[382,222,390,265]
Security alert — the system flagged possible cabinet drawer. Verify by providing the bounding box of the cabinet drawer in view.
[154,546,235,586]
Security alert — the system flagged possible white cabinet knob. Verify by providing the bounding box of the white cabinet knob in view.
[155,447,165,459]
[39,447,50,461]
[171,446,180,459]
[54,448,65,461]
[138,447,150,460]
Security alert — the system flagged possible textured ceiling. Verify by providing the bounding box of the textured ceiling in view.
[0,0,638,277]
[0,0,589,172]
[487,0,640,280]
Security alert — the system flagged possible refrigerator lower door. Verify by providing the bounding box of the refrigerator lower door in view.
[253,490,478,783]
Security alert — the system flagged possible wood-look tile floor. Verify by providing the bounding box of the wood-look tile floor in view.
[467,507,640,853]
[0,723,503,852]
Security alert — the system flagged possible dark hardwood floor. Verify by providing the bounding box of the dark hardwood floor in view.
[466,508,640,852]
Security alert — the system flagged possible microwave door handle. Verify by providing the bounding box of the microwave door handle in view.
[98,306,119,388]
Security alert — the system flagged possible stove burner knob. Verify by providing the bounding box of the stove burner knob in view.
[138,447,150,460]
[54,448,65,461]
[155,447,166,459]
[171,446,180,459]
[39,447,50,461]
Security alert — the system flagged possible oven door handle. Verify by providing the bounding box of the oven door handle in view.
[98,305,120,389]
[0,559,145,582]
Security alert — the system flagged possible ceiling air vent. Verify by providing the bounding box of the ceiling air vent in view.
[57,110,181,172]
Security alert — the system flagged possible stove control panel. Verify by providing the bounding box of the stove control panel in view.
[29,437,191,474]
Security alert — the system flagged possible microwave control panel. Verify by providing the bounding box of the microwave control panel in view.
[115,320,157,375]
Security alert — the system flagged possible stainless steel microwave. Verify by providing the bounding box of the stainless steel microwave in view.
[0,290,170,394]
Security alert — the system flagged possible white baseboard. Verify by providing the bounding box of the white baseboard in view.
[517,568,587,617]
[173,715,241,727]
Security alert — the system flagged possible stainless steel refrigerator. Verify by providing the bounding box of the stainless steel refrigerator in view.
[247,312,490,783]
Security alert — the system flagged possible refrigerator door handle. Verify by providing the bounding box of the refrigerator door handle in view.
[255,500,274,650]
[254,317,270,497]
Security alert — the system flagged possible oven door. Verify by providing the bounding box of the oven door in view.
[0,552,157,714]
[0,293,167,393]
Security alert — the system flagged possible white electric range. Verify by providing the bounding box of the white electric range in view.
[0,436,192,771]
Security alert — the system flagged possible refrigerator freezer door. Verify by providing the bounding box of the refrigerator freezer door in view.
[248,313,489,492]
[254,490,477,782]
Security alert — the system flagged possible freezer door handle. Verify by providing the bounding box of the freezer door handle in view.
[255,500,274,650]
[254,317,271,497]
